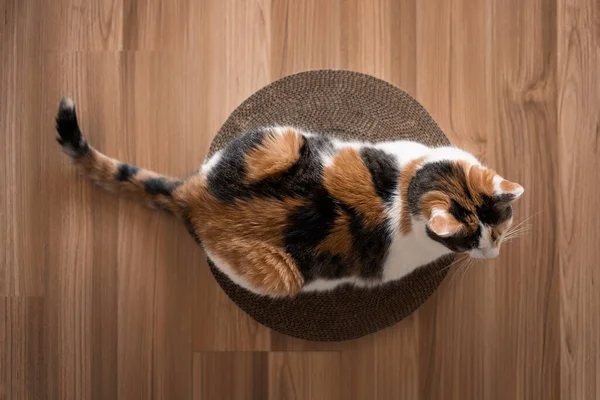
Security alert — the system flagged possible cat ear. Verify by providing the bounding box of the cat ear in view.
[493,176,524,201]
[428,209,463,237]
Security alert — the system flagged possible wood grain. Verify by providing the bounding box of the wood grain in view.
[269,352,342,399]
[558,0,600,398]
[193,352,268,400]
[0,0,597,398]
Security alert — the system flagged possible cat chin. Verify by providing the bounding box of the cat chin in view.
[468,248,499,259]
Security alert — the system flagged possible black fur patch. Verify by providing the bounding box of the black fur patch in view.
[448,198,472,224]
[207,131,265,202]
[284,189,338,281]
[207,132,332,203]
[407,161,467,216]
[360,148,399,205]
[427,225,482,253]
[144,178,182,196]
[345,206,390,278]
[494,193,518,203]
[284,192,391,282]
[315,253,352,279]
[116,163,139,182]
[475,195,513,226]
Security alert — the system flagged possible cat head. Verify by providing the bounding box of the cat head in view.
[409,150,524,259]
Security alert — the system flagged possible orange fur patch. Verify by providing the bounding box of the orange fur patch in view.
[323,148,386,228]
[500,179,521,193]
[419,191,466,236]
[399,156,426,234]
[76,148,119,186]
[461,162,496,203]
[225,239,304,297]
[317,211,353,258]
[245,128,304,183]
[178,175,306,297]
[429,211,463,236]
[419,190,451,219]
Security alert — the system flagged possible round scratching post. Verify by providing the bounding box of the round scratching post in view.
[207,70,454,341]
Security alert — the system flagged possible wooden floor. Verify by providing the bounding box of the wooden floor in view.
[1,0,598,399]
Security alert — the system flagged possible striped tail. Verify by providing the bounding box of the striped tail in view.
[55,97,184,214]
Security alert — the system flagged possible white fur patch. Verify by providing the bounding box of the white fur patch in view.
[382,219,453,281]
[331,139,364,151]
[493,175,503,194]
[493,175,524,197]
[375,140,430,164]
[62,145,78,157]
[200,150,223,173]
[425,146,481,166]
[301,277,358,292]
[61,97,75,110]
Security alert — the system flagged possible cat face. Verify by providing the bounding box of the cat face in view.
[412,160,523,258]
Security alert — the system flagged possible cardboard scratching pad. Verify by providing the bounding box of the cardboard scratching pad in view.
[206,70,453,341]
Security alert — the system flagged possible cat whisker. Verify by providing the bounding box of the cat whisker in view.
[503,226,533,241]
[503,222,533,242]
[449,257,474,288]
[506,231,531,238]
[505,211,542,235]
[441,256,469,285]
[438,254,470,274]
[503,235,529,243]
[463,258,475,279]
[465,258,477,278]
[505,225,532,238]
[504,230,532,241]
[506,223,533,234]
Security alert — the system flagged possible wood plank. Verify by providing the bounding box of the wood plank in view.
[557,0,600,398]
[485,1,560,398]
[269,352,342,400]
[7,298,46,399]
[191,0,274,352]
[0,0,17,297]
[115,52,199,399]
[0,299,8,399]
[0,0,45,297]
[42,53,106,400]
[193,352,268,400]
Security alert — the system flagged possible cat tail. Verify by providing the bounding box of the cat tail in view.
[55,97,184,214]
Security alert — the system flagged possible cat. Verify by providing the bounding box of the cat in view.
[55,97,524,298]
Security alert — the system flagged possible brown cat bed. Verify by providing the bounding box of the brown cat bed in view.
[207,70,454,341]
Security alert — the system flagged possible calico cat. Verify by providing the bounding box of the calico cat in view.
[55,98,524,298]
